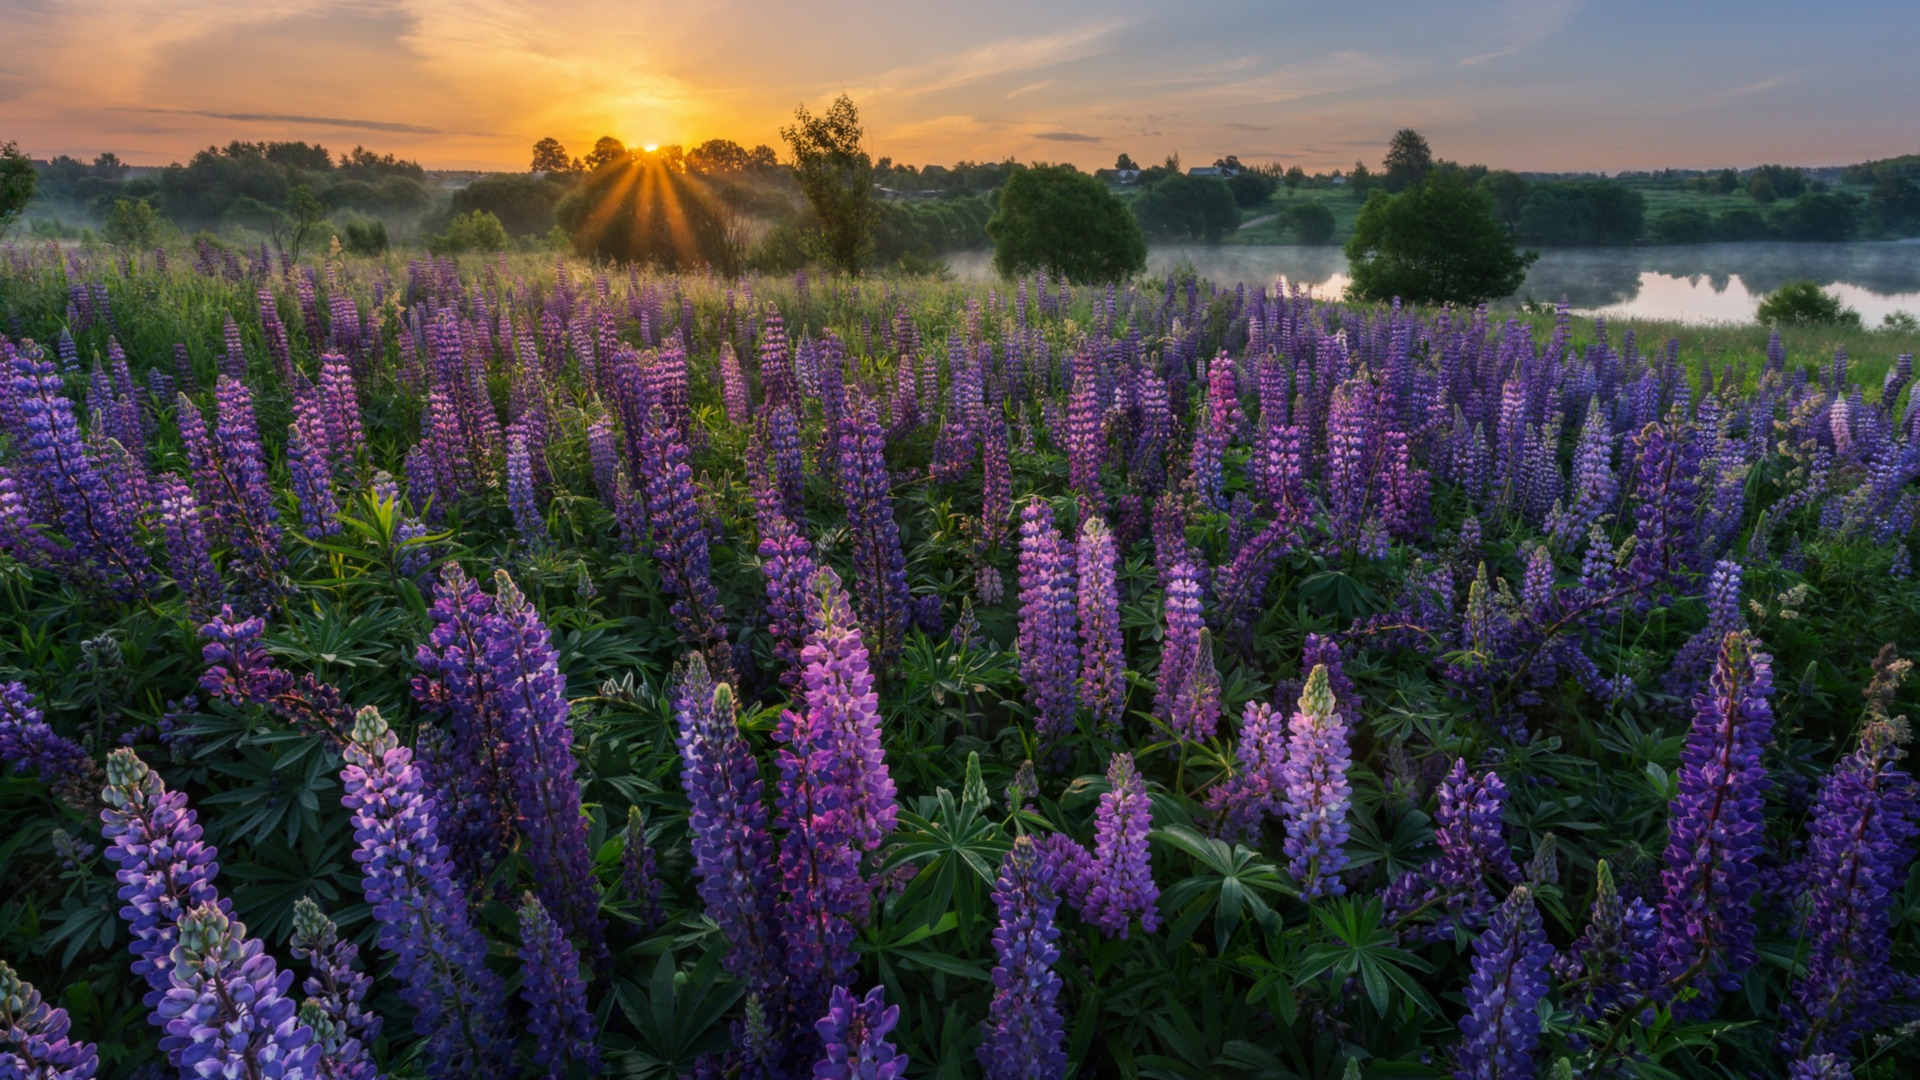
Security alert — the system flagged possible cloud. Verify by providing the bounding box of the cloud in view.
[118,107,447,135]
[1462,0,1582,66]
[861,20,1130,97]
[1033,131,1101,142]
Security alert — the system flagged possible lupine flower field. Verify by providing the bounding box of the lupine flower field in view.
[1,240,1918,1080]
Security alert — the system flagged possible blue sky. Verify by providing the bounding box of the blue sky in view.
[0,0,1913,171]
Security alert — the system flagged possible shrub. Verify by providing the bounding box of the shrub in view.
[1771,192,1857,242]
[1756,280,1861,327]
[1282,200,1336,245]
[341,220,389,256]
[428,210,510,255]
[1652,207,1715,244]
[1134,173,1240,242]
[101,198,164,249]
[987,165,1145,283]
[1345,173,1537,305]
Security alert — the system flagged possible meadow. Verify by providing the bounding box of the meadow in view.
[1,239,1918,1080]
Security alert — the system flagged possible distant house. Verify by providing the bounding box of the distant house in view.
[1329,175,1348,186]
[1187,166,1240,178]
[1111,168,1141,184]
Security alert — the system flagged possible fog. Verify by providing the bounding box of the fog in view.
[944,241,1920,324]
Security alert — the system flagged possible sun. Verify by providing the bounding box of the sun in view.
[643,143,659,153]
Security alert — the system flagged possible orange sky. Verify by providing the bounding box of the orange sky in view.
[2,1,1915,173]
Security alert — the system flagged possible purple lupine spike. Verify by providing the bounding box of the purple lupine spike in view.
[1383,760,1522,941]
[506,429,548,549]
[1081,753,1160,938]
[1627,419,1703,599]
[1789,1056,1854,1080]
[0,960,101,1080]
[1156,561,1215,741]
[801,567,898,854]
[1783,715,1919,1057]
[516,893,600,1080]
[287,418,340,540]
[1280,665,1353,899]
[1453,886,1553,1080]
[288,898,381,1080]
[719,343,751,427]
[98,748,230,1052]
[0,681,99,812]
[1205,701,1288,843]
[1547,398,1617,547]
[812,985,907,1080]
[1657,630,1773,1015]
[1566,860,1659,1018]
[978,835,1068,1080]
[639,405,732,682]
[1664,559,1745,699]
[1065,377,1105,513]
[1016,500,1078,751]
[760,512,820,690]
[1150,490,1192,593]
[153,903,319,1080]
[1076,516,1124,736]
[156,473,223,618]
[412,566,517,889]
[982,416,1011,548]
[340,707,513,1079]
[760,309,798,412]
[1172,627,1223,745]
[674,658,782,997]
[768,404,808,526]
[839,398,910,669]
[621,805,662,931]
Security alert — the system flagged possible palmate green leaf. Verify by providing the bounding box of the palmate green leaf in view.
[200,742,339,847]
[610,948,742,1079]
[1294,897,1438,1018]
[885,786,1009,935]
[1153,825,1288,952]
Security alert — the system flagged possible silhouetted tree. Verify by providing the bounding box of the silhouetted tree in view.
[1382,129,1434,192]
[781,94,879,273]
[0,141,35,237]
[584,136,628,171]
[530,137,573,173]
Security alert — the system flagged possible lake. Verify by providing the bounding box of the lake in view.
[943,242,1920,325]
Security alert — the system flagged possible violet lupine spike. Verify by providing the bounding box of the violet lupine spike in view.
[287,418,340,540]
[196,605,292,707]
[412,566,517,888]
[801,566,898,853]
[1280,665,1353,899]
[621,805,662,931]
[1205,701,1288,844]
[674,659,782,998]
[1076,516,1125,736]
[769,404,807,527]
[506,430,548,549]
[1383,760,1522,941]
[839,399,910,669]
[340,707,513,1080]
[1627,419,1703,600]
[288,898,381,1080]
[1783,716,1919,1058]
[1664,559,1745,699]
[1566,860,1659,1019]
[98,749,231,1064]
[154,903,320,1080]
[1173,627,1224,745]
[516,893,600,1080]
[1453,886,1554,1080]
[977,835,1068,1080]
[760,513,820,692]
[1156,561,1214,741]
[1082,753,1160,939]
[639,405,732,682]
[719,343,752,427]
[1016,500,1078,751]
[482,571,608,967]
[0,681,99,812]
[157,472,224,619]
[1656,630,1773,1016]
[1065,378,1106,513]
[982,417,1012,548]
[812,986,908,1080]
[0,960,100,1080]
[1789,1056,1854,1080]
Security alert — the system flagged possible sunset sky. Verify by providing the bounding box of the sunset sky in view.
[2,0,1915,174]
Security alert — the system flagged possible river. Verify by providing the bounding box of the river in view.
[942,242,1920,324]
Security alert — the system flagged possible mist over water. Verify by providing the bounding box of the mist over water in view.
[944,241,1920,324]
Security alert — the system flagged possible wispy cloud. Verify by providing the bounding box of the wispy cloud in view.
[861,20,1131,97]
[1462,0,1582,66]
[1660,72,1799,114]
[1033,131,1102,142]
[118,107,448,135]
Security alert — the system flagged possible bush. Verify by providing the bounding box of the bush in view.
[1226,169,1278,208]
[0,141,35,236]
[101,198,163,249]
[1715,207,1774,241]
[428,210,510,255]
[1134,173,1240,242]
[554,161,738,271]
[1282,200,1336,245]
[1651,207,1714,244]
[1756,280,1861,327]
[1345,173,1537,305]
[1770,192,1857,242]
[1514,181,1644,246]
[451,174,568,237]
[986,166,1145,283]
[341,220,389,256]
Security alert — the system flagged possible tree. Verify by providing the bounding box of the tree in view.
[1478,170,1530,230]
[1226,169,1278,208]
[1345,172,1537,306]
[1382,129,1434,193]
[530,137,573,173]
[1756,280,1861,327]
[1747,173,1778,205]
[428,210,510,255]
[781,94,879,274]
[688,139,753,174]
[1867,175,1920,234]
[1770,192,1856,242]
[584,136,628,171]
[1349,161,1374,197]
[0,141,35,237]
[101,198,162,249]
[341,220,389,255]
[986,165,1146,284]
[1284,165,1306,195]
[1134,173,1240,242]
[1652,207,1715,244]
[555,156,740,272]
[1116,153,1139,172]
[452,174,566,236]
[278,185,327,262]
[1282,200,1335,245]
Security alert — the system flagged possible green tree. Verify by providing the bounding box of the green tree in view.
[1651,206,1714,244]
[1226,169,1278,208]
[1282,200,1335,245]
[1756,280,1861,327]
[530,137,573,173]
[688,139,753,174]
[452,174,566,236]
[1382,128,1434,193]
[1715,207,1774,241]
[279,185,327,262]
[340,220,389,256]
[1771,192,1857,242]
[1867,175,1920,234]
[1284,165,1306,195]
[781,94,880,274]
[0,141,36,237]
[555,158,739,272]
[1747,173,1778,205]
[1478,170,1530,231]
[428,210,510,255]
[101,198,162,249]
[986,165,1145,284]
[1115,152,1139,172]
[1345,172,1537,306]
[1349,161,1374,197]
[1135,173,1240,242]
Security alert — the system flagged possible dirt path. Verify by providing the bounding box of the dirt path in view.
[1239,213,1278,231]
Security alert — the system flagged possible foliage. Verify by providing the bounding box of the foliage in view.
[1280,200,1335,245]
[427,209,510,255]
[1514,181,1646,246]
[986,165,1145,284]
[781,94,880,274]
[1346,172,1538,305]
[554,161,740,272]
[340,220,390,256]
[1134,173,1240,242]
[100,198,163,250]
[1651,206,1715,244]
[450,174,568,237]
[1382,129,1435,193]
[1756,279,1862,327]
[1227,170,1278,208]
[1771,192,1858,242]
[0,141,36,236]
[530,137,578,174]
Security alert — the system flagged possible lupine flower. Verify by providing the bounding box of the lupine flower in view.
[812,986,908,1080]
[1016,501,1078,750]
[506,430,548,548]
[760,513,820,691]
[0,960,100,1080]
[1205,701,1288,843]
[978,836,1068,1080]
[1065,378,1105,513]
[99,747,228,1047]
[287,418,340,539]
[640,405,732,681]
[1627,419,1703,599]
[1156,562,1216,741]
[516,893,600,1080]
[769,404,807,526]
[288,898,380,1080]
[1565,860,1659,1018]
[1789,1056,1854,1080]
[1384,760,1521,940]
[340,706,512,1079]
[621,805,662,931]
[155,903,318,1080]
[839,399,910,669]
[1784,715,1918,1057]
[178,381,284,609]
[1664,560,1744,699]
[674,657,781,997]
[1657,630,1773,1015]
[0,681,98,811]
[1453,886,1554,1080]
[719,343,751,427]
[1280,665,1353,899]
[982,416,1012,548]
[198,606,293,707]
[1081,753,1160,938]
[156,473,224,619]
[1076,516,1124,736]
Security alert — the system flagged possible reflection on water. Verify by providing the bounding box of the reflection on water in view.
[943,242,1920,324]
